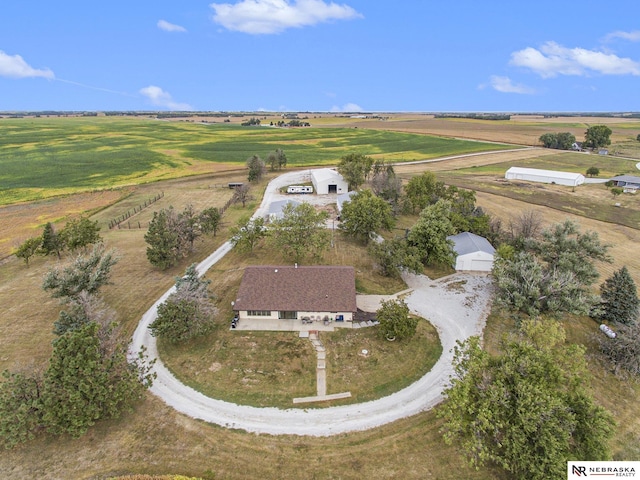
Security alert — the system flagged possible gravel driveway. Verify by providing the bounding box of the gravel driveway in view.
[129,169,494,436]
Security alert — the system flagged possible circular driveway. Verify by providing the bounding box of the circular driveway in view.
[129,169,494,436]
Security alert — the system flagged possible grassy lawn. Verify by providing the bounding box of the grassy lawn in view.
[160,317,441,409]
[324,319,442,403]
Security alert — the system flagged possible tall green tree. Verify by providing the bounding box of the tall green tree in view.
[584,125,612,149]
[149,264,218,342]
[270,202,330,263]
[599,266,639,325]
[199,207,222,236]
[39,222,64,259]
[337,153,374,190]
[61,216,101,252]
[368,238,423,279]
[377,299,417,341]
[14,236,42,266]
[0,367,45,449]
[440,320,615,480]
[247,155,266,182]
[404,171,446,214]
[42,245,118,302]
[339,189,395,244]
[539,132,576,150]
[230,216,267,253]
[42,322,150,437]
[407,199,455,266]
[145,208,181,269]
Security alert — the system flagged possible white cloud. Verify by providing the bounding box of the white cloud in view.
[0,50,54,79]
[510,41,640,78]
[604,30,640,42]
[485,75,535,95]
[157,20,187,33]
[330,102,363,112]
[139,85,192,110]
[210,0,363,34]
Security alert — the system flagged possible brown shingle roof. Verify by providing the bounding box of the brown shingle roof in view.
[234,265,357,312]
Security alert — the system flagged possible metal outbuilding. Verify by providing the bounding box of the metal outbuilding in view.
[311,168,348,195]
[505,167,585,187]
[447,232,496,272]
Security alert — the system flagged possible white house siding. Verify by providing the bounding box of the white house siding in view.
[505,167,585,187]
[238,310,353,323]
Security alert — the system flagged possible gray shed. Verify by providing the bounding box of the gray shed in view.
[447,232,496,272]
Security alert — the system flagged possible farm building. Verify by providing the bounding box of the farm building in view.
[447,232,496,272]
[311,168,348,195]
[233,265,357,328]
[610,175,640,193]
[266,199,301,222]
[505,167,585,187]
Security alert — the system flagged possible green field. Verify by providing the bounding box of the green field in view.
[0,117,514,205]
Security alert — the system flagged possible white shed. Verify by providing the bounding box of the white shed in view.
[447,232,496,272]
[505,167,585,187]
[311,168,348,195]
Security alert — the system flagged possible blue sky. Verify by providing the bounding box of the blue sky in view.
[1,1,639,112]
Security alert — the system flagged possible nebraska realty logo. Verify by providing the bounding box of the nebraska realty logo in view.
[568,461,639,478]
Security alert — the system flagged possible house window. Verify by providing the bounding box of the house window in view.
[247,310,271,316]
[278,311,297,320]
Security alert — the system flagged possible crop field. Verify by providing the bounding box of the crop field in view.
[326,113,640,151]
[2,116,640,479]
[0,116,512,205]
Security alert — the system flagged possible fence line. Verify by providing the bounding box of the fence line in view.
[114,199,232,230]
[108,192,164,229]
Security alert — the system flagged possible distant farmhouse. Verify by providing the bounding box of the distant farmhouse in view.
[233,265,357,327]
[311,169,348,195]
[447,232,496,272]
[610,175,640,194]
[505,167,585,187]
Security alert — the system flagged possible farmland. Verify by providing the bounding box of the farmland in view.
[1,114,640,479]
[0,116,513,206]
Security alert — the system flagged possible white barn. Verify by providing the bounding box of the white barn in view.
[447,232,496,272]
[311,169,348,195]
[505,167,585,187]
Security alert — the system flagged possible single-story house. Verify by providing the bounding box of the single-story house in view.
[336,191,356,214]
[610,175,640,193]
[599,149,609,156]
[311,169,348,195]
[266,199,301,222]
[233,265,357,324]
[447,232,496,272]
[505,167,585,187]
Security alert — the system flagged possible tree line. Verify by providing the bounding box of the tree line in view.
[0,246,154,449]
[539,124,612,150]
[14,216,102,266]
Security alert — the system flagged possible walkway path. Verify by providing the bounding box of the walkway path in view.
[129,166,495,437]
